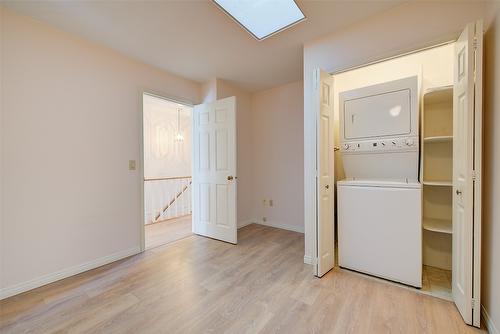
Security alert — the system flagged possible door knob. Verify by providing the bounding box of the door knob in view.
[325,184,330,189]
[456,189,462,195]
[227,176,235,181]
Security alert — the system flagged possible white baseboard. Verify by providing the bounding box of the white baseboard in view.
[482,305,499,334]
[0,246,141,300]
[237,220,304,234]
[237,220,255,229]
[303,254,314,265]
[255,220,304,233]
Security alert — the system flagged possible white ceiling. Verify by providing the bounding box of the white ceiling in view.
[3,0,406,92]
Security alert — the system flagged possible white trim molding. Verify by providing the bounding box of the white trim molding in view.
[238,220,304,234]
[237,220,255,229]
[0,246,141,300]
[256,221,304,234]
[303,255,314,265]
[482,305,499,334]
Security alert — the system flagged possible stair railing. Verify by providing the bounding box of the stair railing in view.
[144,176,192,225]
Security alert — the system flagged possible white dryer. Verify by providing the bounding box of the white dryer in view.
[337,76,422,288]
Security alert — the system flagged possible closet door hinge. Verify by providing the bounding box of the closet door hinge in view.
[471,298,476,310]
[472,170,478,181]
[473,36,478,51]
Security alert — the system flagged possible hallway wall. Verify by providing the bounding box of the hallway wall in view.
[250,81,304,232]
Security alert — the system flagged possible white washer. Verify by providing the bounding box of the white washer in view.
[337,180,422,287]
[338,76,422,287]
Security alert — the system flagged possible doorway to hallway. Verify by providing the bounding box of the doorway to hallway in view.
[142,93,193,249]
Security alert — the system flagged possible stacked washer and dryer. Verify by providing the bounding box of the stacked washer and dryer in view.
[337,76,422,288]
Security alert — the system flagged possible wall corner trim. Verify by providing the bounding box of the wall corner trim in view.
[482,305,500,334]
[0,246,142,300]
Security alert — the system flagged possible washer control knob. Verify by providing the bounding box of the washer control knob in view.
[405,138,415,146]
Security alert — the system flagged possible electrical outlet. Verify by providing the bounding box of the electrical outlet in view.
[128,160,136,170]
[269,199,273,207]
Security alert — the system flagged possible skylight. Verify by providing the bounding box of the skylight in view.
[212,0,306,41]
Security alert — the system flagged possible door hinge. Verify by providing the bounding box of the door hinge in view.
[473,36,478,50]
[472,170,478,181]
[471,298,476,309]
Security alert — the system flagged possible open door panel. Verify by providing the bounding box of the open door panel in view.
[315,69,335,277]
[452,20,482,327]
[192,97,237,244]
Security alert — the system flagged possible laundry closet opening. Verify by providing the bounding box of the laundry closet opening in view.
[312,20,483,328]
[331,43,453,299]
[142,93,194,250]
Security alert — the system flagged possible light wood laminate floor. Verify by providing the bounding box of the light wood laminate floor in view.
[0,224,485,334]
[422,265,452,301]
[145,215,192,249]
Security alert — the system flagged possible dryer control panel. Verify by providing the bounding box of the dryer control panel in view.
[341,136,419,154]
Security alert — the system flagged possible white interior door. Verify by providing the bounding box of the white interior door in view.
[316,69,335,277]
[452,20,482,327]
[192,96,237,244]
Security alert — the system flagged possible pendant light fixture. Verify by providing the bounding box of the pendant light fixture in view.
[174,107,184,143]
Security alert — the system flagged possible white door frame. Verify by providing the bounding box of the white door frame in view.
[140,91,194,252]
[472,20,483,328]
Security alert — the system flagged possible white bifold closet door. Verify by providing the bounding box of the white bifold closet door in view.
[315,69,335,277]
[192,97,237,244]
[452,20,483,327]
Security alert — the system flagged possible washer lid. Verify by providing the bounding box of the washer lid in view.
[337,179,422,189]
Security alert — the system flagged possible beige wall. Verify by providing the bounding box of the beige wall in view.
[303,0,487,267]
[250,81,304,232]
[483,3,500,332]
[0,7,201,298]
